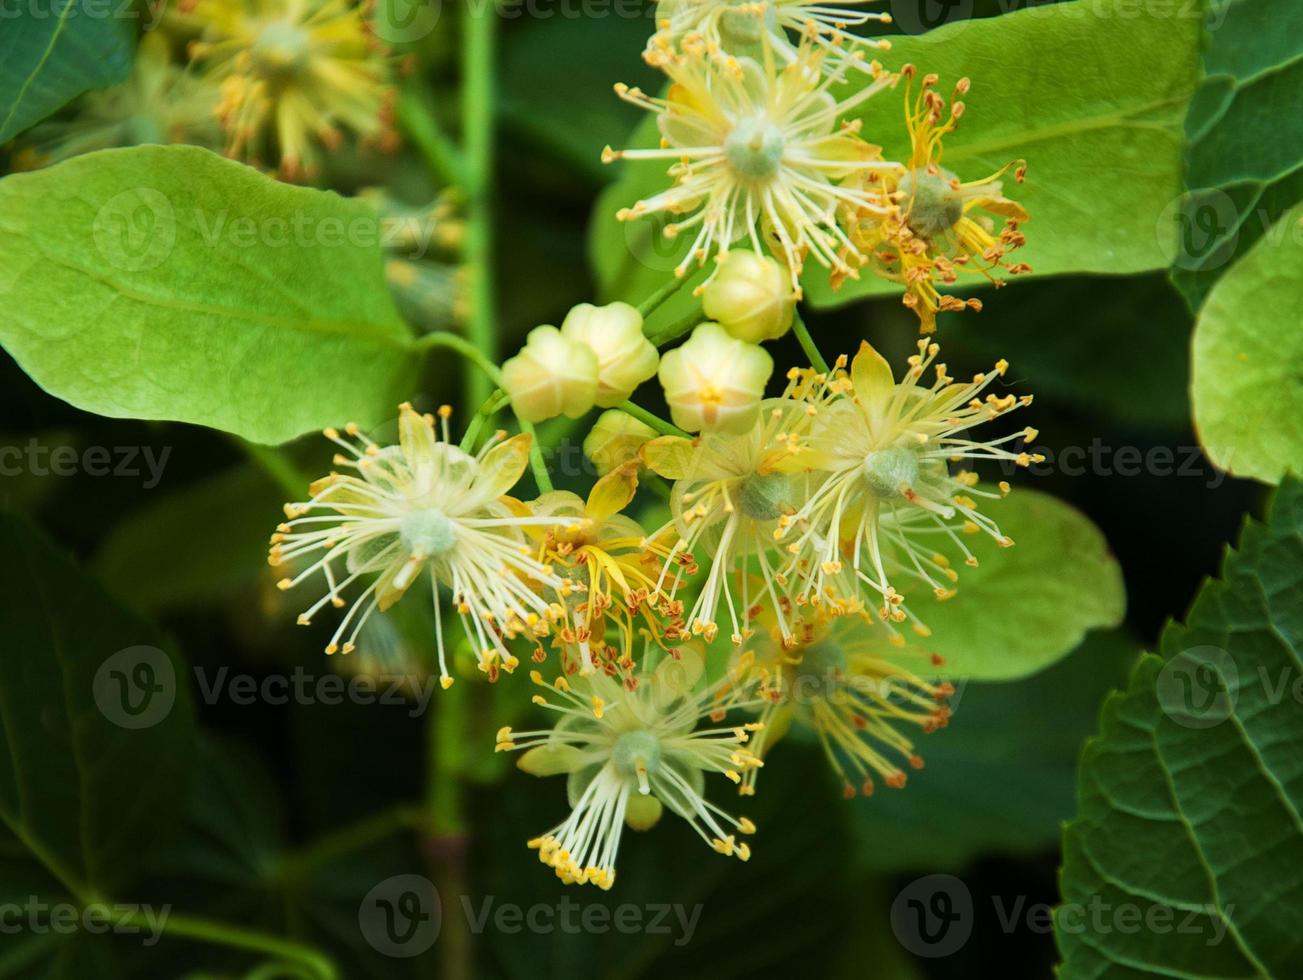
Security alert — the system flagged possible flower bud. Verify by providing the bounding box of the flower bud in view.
[658,322,773,435]
[701,250,795,343]
[560,302,659,407]
[583,409,657,475]
[501,325,599,423]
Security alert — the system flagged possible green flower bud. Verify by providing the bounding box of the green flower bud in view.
[701,250,795,343]
[501,325,599,423]
[560,302,659,406]
[658,322,773,435]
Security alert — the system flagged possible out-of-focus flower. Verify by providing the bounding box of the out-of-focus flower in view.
[658,322,774,434]
[268,404,578,687]
[741,611,952,798]
[838,68,1030,332]
[560,302,659,407]
[501,325,600,423]
[13,34,220,168]
[185,0,399,179]
[496,646,762,889]
[605,36,896,292]
[777,339,1041,632]
[701,249,796,343]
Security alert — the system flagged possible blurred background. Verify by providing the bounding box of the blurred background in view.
[0,0,1267,976]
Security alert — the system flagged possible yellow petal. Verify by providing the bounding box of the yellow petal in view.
[851,340,894,405]
[639,435,696,480]
[477,433,532,499]
[586,464,639,522]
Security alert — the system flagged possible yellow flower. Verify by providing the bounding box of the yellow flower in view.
[583,409,659,475]
[701,248,796,343]
[776,339,1041,633]
[185,0,398,179]
[497,645,762,889]
[642,392,816,645]
[648,0,892,74]
[501,325,600,423]
[268,404,578,687]
[524,466,683,673]
[605,35,896,293]
[837,67,1030,332]
[559,302,660,407]
[740,611,952,798]
[658,322,774,434]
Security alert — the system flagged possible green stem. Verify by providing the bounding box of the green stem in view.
[646,307,704,348]
[279,804,425,877]
[397,86,465,187]
[619,400,689,439]
[461,0,498,413]
[424,678,471,980]
[458,389,511,452]
[791,309,830,375]
[636,275,692,319]
[412,333,552,492]
[121,911,337,980]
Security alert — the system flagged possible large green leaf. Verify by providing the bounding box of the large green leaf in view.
[590,0,1204,313]
[0,511,196,898]
[0,145,417,445]
[1172,0,1303,308]
[1057,477,1303,978]
[0,2,134,143]
[848,629,1136,873]
[1191,202,1303,485]
[897,489,1126,680]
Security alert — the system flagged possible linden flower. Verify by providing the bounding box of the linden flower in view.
[184,0,398,179]
[838,67,1030,333]
[524,466,683,673]
[642,395,816,645]
[605,35,897,292]
[658,321,774,434]
[268,404,578,688]
[496,646,763,889]
[777,340,1042,630]
[648,0,892,72]
[741,611,952,798]
[14,34,220,168]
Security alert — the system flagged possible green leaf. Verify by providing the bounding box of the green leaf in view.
[848,630,1137,873]
[0,1,134,143]
[1172,0,1303,307]
[0,510,196,898]
[1057,477,1303,978]
[1191,202,1303,485]
[0,145,417,445]
[590,0,1205,313]
[900,489,1126,680]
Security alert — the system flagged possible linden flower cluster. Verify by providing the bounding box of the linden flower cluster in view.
[180,0,399,179]
[260,0,1044,892]
[608,1,1029,333]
